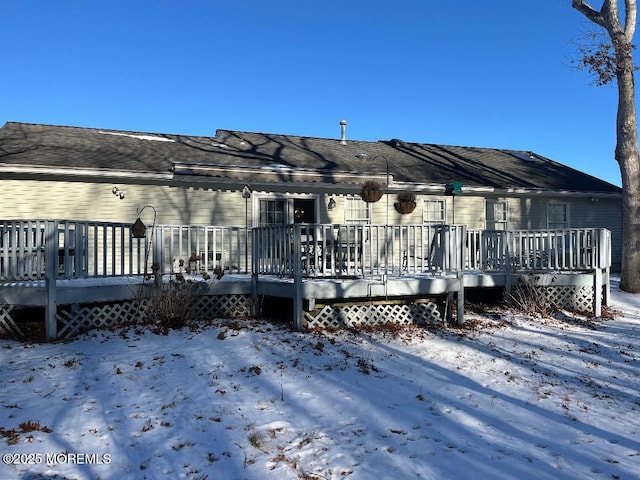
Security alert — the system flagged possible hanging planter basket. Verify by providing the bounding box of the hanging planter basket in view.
[394,192,417,214]
[360,181,383,203]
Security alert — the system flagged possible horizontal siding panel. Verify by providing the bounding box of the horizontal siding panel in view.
[0,181,622,270]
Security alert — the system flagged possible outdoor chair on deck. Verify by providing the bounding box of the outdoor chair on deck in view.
[333,227,364,273]
[402,231,442,274]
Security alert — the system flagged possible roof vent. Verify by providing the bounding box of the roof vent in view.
[388,138,405,148]
[513,151,536,162]
[339,120,347,145]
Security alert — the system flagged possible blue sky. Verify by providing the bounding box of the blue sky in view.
[0,1,626,186]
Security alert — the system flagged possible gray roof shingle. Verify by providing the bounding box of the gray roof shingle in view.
[0,121,621,193]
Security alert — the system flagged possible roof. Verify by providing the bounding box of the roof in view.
[0,121,621,194]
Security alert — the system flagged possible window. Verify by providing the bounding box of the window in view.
[259,199,287,226]
[257,196,318,226]
[345,197,370,224]
[486,200,508,230]
[547,202,569,229]
[423,199,446,224]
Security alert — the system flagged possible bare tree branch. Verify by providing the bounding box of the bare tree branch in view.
[574,0,637,40]
[572,0,606,26]
[602,0,626,37]
[624,0,637,41]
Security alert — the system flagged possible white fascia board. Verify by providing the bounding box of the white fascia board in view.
[490,186,621,198]
[0,164,172,182]
[172,162,389,185]
[392,181,621,198]
[170,175,364,194]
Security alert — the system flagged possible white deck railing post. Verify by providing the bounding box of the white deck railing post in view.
[292,225,303,330]
[250,228,260,316]
[44,220,58,341]
[456,226,466,325]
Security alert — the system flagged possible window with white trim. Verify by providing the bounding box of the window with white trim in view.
[258,199,287,226]
[423,199,446,225]
[256,195,318,226]
[344,197,370,224]
[486,200,508,230]
[547,202,569,229]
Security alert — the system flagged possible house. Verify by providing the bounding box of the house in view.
[0,121,622,269]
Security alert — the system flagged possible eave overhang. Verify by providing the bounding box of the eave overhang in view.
[0,162,622,199]
[0,163,172,184]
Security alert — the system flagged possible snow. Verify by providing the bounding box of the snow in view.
[1,278,639,479]
[97,131,175,142]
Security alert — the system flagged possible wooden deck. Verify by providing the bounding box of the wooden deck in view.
[0,220,612,339]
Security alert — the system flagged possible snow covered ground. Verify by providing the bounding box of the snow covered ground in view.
[1,278,639,480]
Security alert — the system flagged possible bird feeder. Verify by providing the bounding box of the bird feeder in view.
[131,218,147,238]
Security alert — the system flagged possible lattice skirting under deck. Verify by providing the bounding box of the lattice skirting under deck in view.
[303,301,443,329]
[0,293,253,341]
[538,285,594,314]
[55,293,253,339]
[56,301,143,339]
[0,304,24,338]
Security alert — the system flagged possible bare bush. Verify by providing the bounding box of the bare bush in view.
[507,275,557,317]
[140,281,205,333]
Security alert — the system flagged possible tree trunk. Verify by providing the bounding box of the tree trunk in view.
[573,0,640,292]
[619,166,640,292]
[613,26,640,291]
[617,59,640,291]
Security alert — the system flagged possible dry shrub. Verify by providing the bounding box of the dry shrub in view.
[507,275,556,317]
[141,281,205,333]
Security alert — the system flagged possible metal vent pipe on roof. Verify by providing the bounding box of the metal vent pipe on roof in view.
[339,120,347,145]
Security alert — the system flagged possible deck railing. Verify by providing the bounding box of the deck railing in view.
[0,220,611,282]
[252,224,467,278]
[153,225,250,276]
[0,220,153,280]
[0,220,250,281]
[466,228,611,272]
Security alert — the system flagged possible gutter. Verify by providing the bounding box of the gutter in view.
[0,164,173,183]
[0,162,621,199]
[393,181,622,199]
[171,161,390,185]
